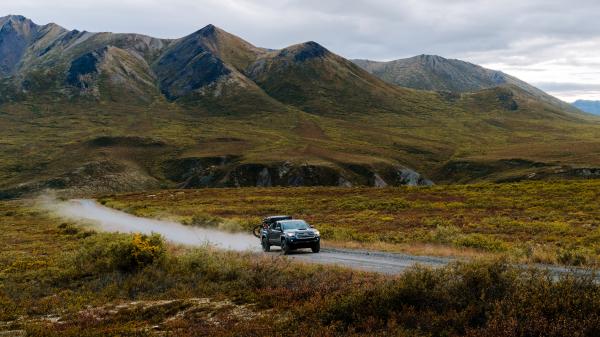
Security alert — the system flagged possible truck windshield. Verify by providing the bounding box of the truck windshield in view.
[281,220,310,230]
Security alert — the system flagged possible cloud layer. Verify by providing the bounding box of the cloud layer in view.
[2,0,599,101]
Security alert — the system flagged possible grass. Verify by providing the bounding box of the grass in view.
[101,180,600,267]
[1,198,600,336]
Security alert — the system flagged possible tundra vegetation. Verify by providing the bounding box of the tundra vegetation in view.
[1,197,599,336]
[102,180,600,267]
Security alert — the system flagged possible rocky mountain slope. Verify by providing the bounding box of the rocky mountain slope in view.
[1,15,599,197]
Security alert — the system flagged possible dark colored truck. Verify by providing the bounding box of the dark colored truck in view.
[259,217,320,254]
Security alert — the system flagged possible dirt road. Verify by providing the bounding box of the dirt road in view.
[274,247,449,273]
[48,199,593,276]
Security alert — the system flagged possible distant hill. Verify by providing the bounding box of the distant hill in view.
[0,15,599,198]
[573,100,600,115]
[353,55,578,113]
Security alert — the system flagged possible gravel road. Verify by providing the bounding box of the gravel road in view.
[275,247,450,274]
[47,199,595,277]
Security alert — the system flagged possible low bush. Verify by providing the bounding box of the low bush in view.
[4,222,600,336]
[320,261,600,336]
[184,213,222,227]
[430,225,462,244]
[557,247,588,266]
[454,234,509,252]
[113,233,166,272]
[67,232,166,274]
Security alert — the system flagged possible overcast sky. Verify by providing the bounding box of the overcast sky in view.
[3,0,600,101]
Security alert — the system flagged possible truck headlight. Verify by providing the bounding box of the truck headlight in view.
[285,232,295,237]
[313,230,320,236]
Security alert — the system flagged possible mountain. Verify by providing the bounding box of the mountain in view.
[1,15,600,198]
[353,55,579,113]
[573,100,600,115]
[353,55,504,92]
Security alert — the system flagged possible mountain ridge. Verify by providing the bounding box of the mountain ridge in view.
[0,15,599,197]
[352,54,580,114]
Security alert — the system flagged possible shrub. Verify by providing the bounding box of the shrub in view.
[320,261,517,334]
[185,213,222,227]
[557,248,588,266]
[454,234,508,252]
[111,233,166,272]
[431,225,462,244]
[68,232,166,275]
[320,261,600,336]
[58,223,80,235]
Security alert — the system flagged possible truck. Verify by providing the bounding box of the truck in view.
[256,216,321,254]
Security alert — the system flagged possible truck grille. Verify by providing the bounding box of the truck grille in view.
[297,232,315,239]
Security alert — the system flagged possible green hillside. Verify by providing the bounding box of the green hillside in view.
[1,15,600,197]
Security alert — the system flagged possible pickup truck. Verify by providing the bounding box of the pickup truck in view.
[260,218,320,254]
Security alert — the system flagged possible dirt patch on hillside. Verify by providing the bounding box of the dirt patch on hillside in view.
[293,118,329,140]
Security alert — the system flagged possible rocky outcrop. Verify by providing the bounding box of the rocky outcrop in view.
[434,159,600,183]
[518,167,600,182]
[87,136,166,148]
[162,157,433,188]
[395,168,434,186]
[66,49,104,88]
[0,160,160,199]
[435,159,547,183]
[374,166,434,187]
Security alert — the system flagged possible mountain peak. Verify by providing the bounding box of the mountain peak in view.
[279,41,330,62]
[416,54,445,60]
[195,24,224,38]
[173,23,265,72]
[412,54,451,67]
[353,54,505,92]
[2,14,27,22]
[0,15,35,27]
[0,14,41,76]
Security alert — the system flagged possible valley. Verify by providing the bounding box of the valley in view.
[0,15,600,198]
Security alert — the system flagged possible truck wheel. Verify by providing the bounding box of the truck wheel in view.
[261,237,270,252]
[311,242,320,253]
[281,240,290,255]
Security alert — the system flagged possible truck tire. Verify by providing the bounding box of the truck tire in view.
[261,237,270,252]
[281,240,290,255]
[311,242,320,253]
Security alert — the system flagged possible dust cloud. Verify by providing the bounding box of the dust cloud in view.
[43,197,260,252]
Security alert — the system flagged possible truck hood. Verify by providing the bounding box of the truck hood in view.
[283,229,319,235]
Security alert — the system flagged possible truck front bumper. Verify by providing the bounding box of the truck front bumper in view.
[287,237,320,249]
